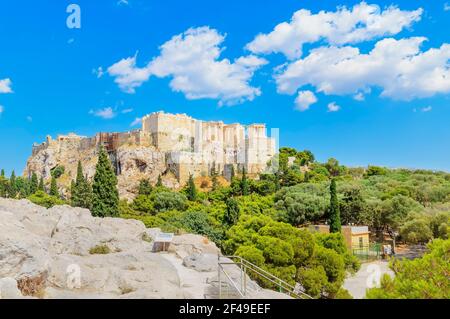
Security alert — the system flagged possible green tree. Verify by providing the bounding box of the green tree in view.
[241,168,250,196]
[224,197,240,227]
[153,191,187,212]
[138,179,153,195]
[329,179,342,233]
[230,165,235,181]
[71,161,93,210]
[366,239,449,299]
[50,177,59,197]
[186,174,197,201]
[9,171,17,198]
[92,147,119,217]
[1,169,4,177]
[339,185,366,225]
[38,176,45,192]
[30,172,38,195]
[156,175,163,187]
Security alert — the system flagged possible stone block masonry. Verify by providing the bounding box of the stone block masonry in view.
[25,111,277,197]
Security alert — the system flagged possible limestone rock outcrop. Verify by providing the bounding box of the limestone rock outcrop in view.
[24,111,276,199]
[0,199,290,299]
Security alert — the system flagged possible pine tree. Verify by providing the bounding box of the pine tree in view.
[9,171,17,198]
[138,179,152,195]
[230,165,235,181]
[50,177,59,197]
[211,174,219,191]
[92,147,119,217]
[329,178,342,233]
[241,168,249,196]
[72,161,93,210]
[38,176,45,192]
[30,172,38,194]
[156,175,163,187]
[224,197,240,227]
[1,169,4,177]
[186,174,197,201]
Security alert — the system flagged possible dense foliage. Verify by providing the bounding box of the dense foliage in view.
[2,146,449,299]
[366,238,450,299]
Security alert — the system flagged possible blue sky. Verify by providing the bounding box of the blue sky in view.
[0,0,449,175]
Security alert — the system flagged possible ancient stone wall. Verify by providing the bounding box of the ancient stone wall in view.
[25,111,277,194]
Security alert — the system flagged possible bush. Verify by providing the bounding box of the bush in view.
[297,266,328,298]
[28,191,65,208]
[366,239,450,299]
[132,195,154,214]
[235,246,265,267]
[89,244,111,255]
[400,219,433,244]
[154,192,187,213]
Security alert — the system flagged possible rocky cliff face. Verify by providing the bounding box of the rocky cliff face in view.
[25,143,180,200]
[0,199,290,299]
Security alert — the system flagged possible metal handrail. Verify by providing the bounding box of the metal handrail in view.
[219,255,313,299]
[218,263,245,299]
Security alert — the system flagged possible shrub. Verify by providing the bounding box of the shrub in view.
[28,191,65,208]
[154,192,187,213]
[89,244,111,255]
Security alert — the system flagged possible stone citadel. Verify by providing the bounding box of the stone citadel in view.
[25,111,277,197]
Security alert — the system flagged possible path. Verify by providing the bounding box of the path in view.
[343,260,394,299]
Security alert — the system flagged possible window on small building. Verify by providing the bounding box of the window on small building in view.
[359,237,364,248]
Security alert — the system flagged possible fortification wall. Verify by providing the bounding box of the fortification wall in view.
[26,111,277,189]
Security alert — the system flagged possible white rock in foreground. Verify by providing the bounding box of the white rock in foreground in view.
[0,199,290,299]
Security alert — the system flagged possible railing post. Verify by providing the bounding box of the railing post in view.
[218,256,222,299]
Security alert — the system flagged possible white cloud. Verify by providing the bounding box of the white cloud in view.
[294,90,317,111]
[108,27,267,105]
[89,107,117,119]
[0,78,13,94]
[421,106,432,112]
[327,102,341,112]
[117,0,129,6]
[107,53,153,94]
[246,2,423,60]
[130,117,142,127]
[445,3,450,11]
[121,108,133,114]
[93,67,104,79]
[26,116,33,122]
[0,105,4,115]
[276,37,450,101]
[353,92,365,101]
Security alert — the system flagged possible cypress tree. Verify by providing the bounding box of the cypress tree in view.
[138,179,152,195]
[230,165,235,181]
[329,178,342,233]
[9,171,17,198]
[211,174,219,191]
[186,174,197,201]
[1,169,4,177]
[50,177,59,197]
[241,168,249,196]
[30,172,38,194]
[156,175,163,187]
[224,197,240,227]
[92,147,119,217]
[38,176,45,192]
[72,161,93,210]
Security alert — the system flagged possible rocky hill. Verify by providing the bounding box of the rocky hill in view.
[0,198,289,299]
[24,111,277,199]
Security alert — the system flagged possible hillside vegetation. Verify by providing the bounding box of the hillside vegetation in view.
[1,147,449,298]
